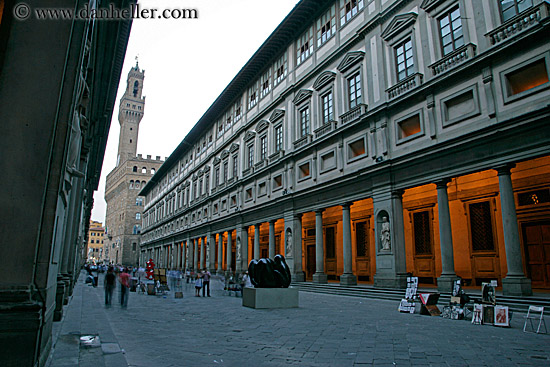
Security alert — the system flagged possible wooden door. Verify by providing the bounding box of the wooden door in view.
[324,226,337,277]
[306,245,316,280]
[523,222,550,289]
[412,211,435,284]
[354,220,370,281]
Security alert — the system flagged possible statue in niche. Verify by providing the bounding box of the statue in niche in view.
[248,254,291,288]
[380,216,391,251]
[206,241,210,263]
[236,237,241,262]
[285,229,293,258]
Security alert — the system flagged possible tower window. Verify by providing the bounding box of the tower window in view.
[142,167,147,173]
[133,81,139,97]
[133,166,137,172]
[130,139,132,143]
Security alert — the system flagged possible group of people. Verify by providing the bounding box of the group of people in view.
[103,266,131,307]
[193,268,211,297]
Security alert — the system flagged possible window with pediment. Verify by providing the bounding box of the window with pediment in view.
[274,124,283,152]
[499,0,533,22]
[438,6,464,56]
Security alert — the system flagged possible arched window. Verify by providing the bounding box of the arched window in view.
[136,213,141,220]
[133,81,139,97]
[133,166,137,172]
[151,168,156,174]
[135,181,140,189]
[142,180,146,186]
[129,180,134,189]
[142,167,147,173]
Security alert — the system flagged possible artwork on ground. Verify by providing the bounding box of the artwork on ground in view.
[248,254,291,288]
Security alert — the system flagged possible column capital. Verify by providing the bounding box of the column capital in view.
[434,178,452,189]
[341,202,353,210]
[294,213,303,220]
[494,163,516,176]
[390,189,404,198]
[315,208,325,215]
[269,219,277,224]
[254,223,261,229]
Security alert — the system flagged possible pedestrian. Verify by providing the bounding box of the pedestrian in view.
[201,268,211,297]
[185,268,190,283]
[242,271,252,288]
[104,266,116,306]
[119,267,131,307]
[194,273,203,297]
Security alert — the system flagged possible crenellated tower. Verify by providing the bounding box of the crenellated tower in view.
[117,61,145,166]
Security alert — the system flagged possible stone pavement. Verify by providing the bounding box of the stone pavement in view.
[48,273,550,367]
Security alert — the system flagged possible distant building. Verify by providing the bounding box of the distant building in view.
[87,220,105,263]
[104,63,164,266]
[139,0,550,296]
[0,1,132,365]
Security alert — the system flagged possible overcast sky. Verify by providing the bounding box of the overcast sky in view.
[91,0,301,223]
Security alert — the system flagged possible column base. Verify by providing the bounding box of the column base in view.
[374,273,408,289]
[502,275,532,296]
[217,270,224,276]
[340,273,357,286]
[437,274,459,293]
[54,281,65,322]
[312,272,328,284]
[292,271,305,282]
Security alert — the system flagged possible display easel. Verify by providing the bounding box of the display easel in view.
[398,277,418,313]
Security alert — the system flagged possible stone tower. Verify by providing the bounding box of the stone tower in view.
[117,61,145,166]
[104,62,163,266]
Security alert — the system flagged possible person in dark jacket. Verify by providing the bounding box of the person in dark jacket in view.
[104,266,116,306]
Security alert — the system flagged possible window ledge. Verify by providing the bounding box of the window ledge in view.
[387,73,423,100]
[487,3,549,46]
[314,121,338,139]
[254,159,267,170]
[340,103,368,125]
[429,43,476,76]
[293,134,312,150]
[269,150,284,163]
[243,166,254,177]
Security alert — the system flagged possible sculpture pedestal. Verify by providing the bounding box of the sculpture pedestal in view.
[242,287,299,309]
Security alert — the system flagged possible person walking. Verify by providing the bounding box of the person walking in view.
[194,273,203,297]
[104,266,116,306]
[201,268,211,297]
[119,267,131,307]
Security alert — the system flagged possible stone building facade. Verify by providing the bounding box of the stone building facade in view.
[0,1,132,365]
[139,0,550,296]
[87,220,105,263]
[104,64,164,266]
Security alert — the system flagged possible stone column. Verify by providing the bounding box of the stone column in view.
[373,189,408,289]
[193,239,198,272]
[340,203,357,285]
[200,237,205,270]
[436,179,458,292]
[207,232,215,273]
[269,220,276,259]
[496,165,532,296]
[226,230,233,275]
[254,224,261,260]
[293,214,305,281]
[241,226,249,272]
[184,241,189,270]
[313,209,327,283]
[217,233,223,275]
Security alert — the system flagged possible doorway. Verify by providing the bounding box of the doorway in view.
[522,221,550,289]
